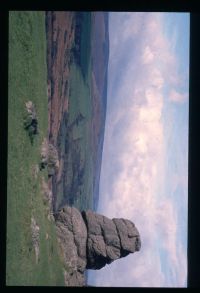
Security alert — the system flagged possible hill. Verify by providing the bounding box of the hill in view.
[7,10,109,286]
[7,11,65,285]
[46,12,109,212]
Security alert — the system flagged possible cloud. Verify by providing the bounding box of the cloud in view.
[90,12,188,287]
[150,69,164,89]
[142,46,155,64]
[156,200,178,265]
[169,89,187,103]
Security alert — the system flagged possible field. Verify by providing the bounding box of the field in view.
[49,12,94,212]
[79,12,92,79]
[7,11,65,285]
[55,62,94,211]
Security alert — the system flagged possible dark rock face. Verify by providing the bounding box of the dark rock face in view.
[54,206,141,285]
[82,210,141,269]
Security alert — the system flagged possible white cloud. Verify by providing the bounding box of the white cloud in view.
[156,200,178,263]
[169,89,187,103]
[90,12,188,287]
[142,46,155,64]
[150,68,164,89]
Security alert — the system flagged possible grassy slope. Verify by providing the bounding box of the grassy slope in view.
[7,11,65,285]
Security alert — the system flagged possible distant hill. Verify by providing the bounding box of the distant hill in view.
[46,12,109,212]
[91,12,109,210]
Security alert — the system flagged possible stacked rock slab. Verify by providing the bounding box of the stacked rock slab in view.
[54,206,141,285]
[82,210,141,269]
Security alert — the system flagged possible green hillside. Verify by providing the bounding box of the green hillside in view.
[7,11,65,286]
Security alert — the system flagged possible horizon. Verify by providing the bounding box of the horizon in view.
[88,12,189,287]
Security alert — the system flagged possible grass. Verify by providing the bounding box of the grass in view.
[7,11,65,285]
[68,62,92,124]
[54,11,94,212]
[79,12,92,80]
[53,12,94,212]
[69,63,93,211]
[55,58,94,212]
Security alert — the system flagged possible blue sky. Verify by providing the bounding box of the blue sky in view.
[88,12,189,287]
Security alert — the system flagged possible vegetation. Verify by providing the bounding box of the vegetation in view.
[53,12,94,212]
[72,12,92,79]
[7,10,95,286]
[7,11,65,285]
[55,60,93,212]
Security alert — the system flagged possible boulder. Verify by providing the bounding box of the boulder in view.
[24,101,38,138]
[54,206,141,284]
[40,139,59,176]
[55,206,87,286]
[82,210,141,270]
[113,218,141,257]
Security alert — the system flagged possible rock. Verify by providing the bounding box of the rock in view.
[63,269,86,287]
[24,101,38,140]
[40,139,59,177]
[31,216,40,264]
[54,206,141,284]
[82,210,121,269]
[55,206,87,286]
[25,101,37,118]
[113,218,141,257]
[82,210,141,269]
[40,138,49,167]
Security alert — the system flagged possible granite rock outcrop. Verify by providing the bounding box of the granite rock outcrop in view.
[54,206,141,286]
[82,210,141,269]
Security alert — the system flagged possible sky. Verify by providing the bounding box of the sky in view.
[87,12,190,287]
